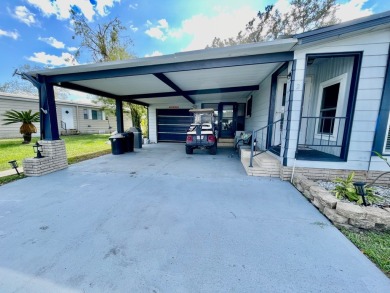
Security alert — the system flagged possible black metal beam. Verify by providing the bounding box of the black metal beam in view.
[153,73,195,104]
[58,82,149,107]
[121,85,260,100]
[45,52,294,84]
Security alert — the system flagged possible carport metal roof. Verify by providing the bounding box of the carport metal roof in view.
[29,38,297,106]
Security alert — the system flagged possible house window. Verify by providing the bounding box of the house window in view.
[318,83,340,134]
[315,73,347,139]
[91,110,103,120]
[83,109,88,119]
[383,113,390,154]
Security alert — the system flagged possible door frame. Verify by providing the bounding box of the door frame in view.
[218,102,238,139]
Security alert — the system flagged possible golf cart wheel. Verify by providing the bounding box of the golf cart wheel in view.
[186,146,193,154]
[209,143,217,155]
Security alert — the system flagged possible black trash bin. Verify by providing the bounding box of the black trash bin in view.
[128,127,142,148]
[109,134,125,155]
[122,132,134,152]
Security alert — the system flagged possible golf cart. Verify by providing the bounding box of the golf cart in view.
[185,108,218,155]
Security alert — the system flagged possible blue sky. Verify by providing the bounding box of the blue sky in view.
[0,0,389,89]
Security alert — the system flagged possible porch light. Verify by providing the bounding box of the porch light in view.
[33,142,44,159]
[8,160,20,176]
[353,182,368,206]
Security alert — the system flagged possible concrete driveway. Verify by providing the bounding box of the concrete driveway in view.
[0,143,389,293]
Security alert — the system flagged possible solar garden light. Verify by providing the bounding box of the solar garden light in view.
[353,182,368,206]
[32,141,44,158]
[8,160,20,176]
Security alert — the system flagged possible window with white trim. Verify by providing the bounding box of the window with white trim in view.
[315,73,347,140]
[383,112,390,154]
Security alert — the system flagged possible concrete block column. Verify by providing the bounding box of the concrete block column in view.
[23,140,68,176]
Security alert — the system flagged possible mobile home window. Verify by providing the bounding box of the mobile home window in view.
[315,73,347,139]
[92,110,103,120]
[384,113,390,154]
[83,109,88,119]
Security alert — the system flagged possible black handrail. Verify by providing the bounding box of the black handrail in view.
[249,119,283,167]
[61,120,67,132]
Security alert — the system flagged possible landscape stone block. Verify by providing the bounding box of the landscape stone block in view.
[336,202,366,220]
[324,207,348,224]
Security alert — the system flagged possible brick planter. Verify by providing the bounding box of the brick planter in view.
[292,174,390,231]
[23,140,68,176]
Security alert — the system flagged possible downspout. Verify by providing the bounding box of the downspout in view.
[282,60,297,166]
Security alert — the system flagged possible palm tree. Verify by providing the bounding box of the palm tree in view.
[2,110,40,144]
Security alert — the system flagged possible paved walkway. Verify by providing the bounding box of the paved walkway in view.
[0,144,389,292]
[0,167,23,177]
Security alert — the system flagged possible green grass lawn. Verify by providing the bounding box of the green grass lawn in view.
[340,228,390,277]
[0,134,111,171]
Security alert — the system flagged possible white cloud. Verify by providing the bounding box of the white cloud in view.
[27,52,79,67]
[144,51,163,57]
[67,46,78,52]
[130,24,138,32]
[26,0,119,22]
[95,0,120,17]
[0,28,19,40]
[129,3,138,10]
[38,36,65,49]
[335,0,373,22]
[145,20,153,27]
[158,19,168,29]
[170,6,257,51]
[145,19,169,41]
[145,27,166,41]
[13,6,37,26]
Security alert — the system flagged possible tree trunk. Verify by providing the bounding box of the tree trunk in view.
[22,133,32,144]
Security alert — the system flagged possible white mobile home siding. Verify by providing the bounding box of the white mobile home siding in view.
[0,93,132,138]
[289,28,390,170]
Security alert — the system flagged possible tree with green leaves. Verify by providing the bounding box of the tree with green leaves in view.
[208,0,339,48]
[71,10,147,134]
[2,110,39,144]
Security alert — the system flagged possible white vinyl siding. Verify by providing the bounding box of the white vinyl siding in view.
[290,28,390,170]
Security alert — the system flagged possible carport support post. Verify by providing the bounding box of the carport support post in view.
[116,99,124,133]
[38,76,60,140]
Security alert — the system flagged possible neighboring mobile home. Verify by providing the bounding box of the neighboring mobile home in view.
[20,11,390,181]
[0,92,132,138]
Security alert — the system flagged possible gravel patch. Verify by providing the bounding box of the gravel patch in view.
[316,180,390,207]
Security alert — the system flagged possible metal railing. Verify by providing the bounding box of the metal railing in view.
[61,120,67,132]
[249,119,283,167]
[298,116,347,147]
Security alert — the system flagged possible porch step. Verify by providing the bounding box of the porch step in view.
[218,138,235,148]
[241,150,281,178]
[61,129,80,136]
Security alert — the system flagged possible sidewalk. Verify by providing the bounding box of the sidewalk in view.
[0,167,23,177]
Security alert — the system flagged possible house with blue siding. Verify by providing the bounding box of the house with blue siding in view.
[20,11,390,181]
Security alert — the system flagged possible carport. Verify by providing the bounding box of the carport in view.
[25,38,297,142]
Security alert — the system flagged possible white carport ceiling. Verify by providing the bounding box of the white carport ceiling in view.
[29,38,298,106]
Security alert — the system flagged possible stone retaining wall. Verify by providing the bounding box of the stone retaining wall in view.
[23,140,68,176]
[292,174,390,231]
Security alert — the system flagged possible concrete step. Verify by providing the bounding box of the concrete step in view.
[241,151,281,178]
[218,138,234,147]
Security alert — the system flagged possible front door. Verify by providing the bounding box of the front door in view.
[61,107,74,129]
[218,103,237,138]
[273,76,288,147]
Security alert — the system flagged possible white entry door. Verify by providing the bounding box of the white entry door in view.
[273,76,287,146]
[61,107,74,129]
